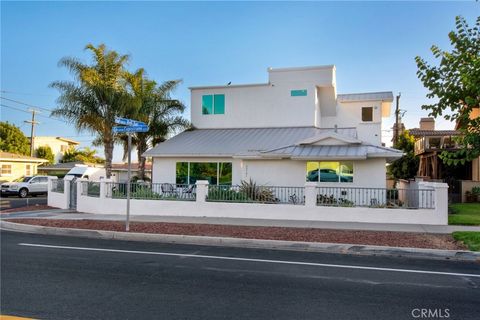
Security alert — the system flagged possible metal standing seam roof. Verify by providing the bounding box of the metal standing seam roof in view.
[337,92,394,102]
[260,144,403,160]
[143,127,402,160]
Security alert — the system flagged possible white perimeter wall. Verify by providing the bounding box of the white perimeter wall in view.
[47,178,448,226]
[152,157,386,188]
[72,180,448,226]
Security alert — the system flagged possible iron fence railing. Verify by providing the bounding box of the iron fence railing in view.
[105,182,196,201]
[207,185,305,205]
[315,186,435,209]
[51,179,64,193]
[79,180,435,209]
[81,181,100,197]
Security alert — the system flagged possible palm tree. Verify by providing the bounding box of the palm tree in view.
[121,69,189,180]
[50,44,131,178]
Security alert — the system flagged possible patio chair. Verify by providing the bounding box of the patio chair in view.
[161,183,177,196]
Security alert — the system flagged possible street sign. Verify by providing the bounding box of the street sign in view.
[113,117,149,232]
[114,117,146,127]
[112,125,149,134]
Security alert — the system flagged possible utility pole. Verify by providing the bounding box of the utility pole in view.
[394,93,401,146]
[24,108,40,157]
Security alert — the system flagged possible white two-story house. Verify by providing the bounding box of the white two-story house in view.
[144,65,402,188]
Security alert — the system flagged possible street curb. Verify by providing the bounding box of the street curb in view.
[1,220,479,262]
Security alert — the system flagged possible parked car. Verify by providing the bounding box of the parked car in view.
[306,169,353,183]
[0,176,49,198]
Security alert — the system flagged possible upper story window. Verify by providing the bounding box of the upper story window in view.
[202,94,225,115]
[291,89,307,97]
[362,107,373,122]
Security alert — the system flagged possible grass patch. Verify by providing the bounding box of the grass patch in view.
[452,232,480,251]
[448,203,480,225]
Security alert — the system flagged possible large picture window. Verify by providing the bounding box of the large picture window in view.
[176,162,232,185]
[306,161,353,183]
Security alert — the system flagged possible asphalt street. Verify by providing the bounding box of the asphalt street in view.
[0,195,47,211]
[1,230,479,320]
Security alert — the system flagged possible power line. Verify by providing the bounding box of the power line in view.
[0,104,68,124]
[0,96,54,112]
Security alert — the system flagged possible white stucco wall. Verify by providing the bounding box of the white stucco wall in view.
[152,157,387,188]
[191,67,337,129]
[74,180,448,226]
[190,66,389,148]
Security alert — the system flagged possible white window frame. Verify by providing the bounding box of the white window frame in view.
[1,164,12,176]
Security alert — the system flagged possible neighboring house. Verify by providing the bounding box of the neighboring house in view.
[111,163,152,183]
[33,136,80,163]
[144,65,402,187]
[0,152,48,182]
[411,117,479,181]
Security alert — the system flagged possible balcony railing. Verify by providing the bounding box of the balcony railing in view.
[414,136,460,155]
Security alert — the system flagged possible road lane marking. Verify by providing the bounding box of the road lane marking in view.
[18,242,480,278]
[0,315,36,320]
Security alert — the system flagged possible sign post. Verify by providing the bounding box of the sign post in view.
[113,117,149,232]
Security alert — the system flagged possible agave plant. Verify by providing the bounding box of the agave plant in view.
[239,179,276,203]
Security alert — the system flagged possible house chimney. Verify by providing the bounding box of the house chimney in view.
[419,117,435,130]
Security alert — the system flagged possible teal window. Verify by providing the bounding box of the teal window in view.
[202,94,225,115]
[176,162,232,185]
[202,95,213,114]
[291,89,307,97]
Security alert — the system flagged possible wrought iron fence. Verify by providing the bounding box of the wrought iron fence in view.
[315,186,435,209]
[50,179,64,193]
[207,185,305,205]
[81,181,100,197]
[105,182,196,201]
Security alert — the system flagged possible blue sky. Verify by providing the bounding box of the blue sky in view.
[1,1,478,161]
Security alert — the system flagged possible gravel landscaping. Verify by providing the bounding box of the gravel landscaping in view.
[6,218,466,250]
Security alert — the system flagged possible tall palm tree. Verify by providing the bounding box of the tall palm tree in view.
[50,44,131,178]
[121,69,189,180]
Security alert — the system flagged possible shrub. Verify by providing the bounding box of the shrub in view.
[239,179,276,203]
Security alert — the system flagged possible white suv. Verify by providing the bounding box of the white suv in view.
[1,176,49,198]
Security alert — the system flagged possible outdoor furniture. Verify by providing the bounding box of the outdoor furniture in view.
[161,183,177,196]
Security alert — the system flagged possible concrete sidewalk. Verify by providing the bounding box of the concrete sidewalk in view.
[2,209,480,234]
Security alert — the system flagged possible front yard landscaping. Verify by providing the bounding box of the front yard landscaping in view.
[448,203,480,225]
[452,232,480,251]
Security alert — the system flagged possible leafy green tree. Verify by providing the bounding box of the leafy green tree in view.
[0,121,30,156]
[119,69,188,180]
[415,16,480,165]
[61,147,104,164]
[36,146,54,164]
[50,43,131,178]
[389,131,419,180]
